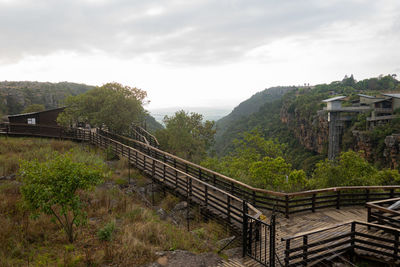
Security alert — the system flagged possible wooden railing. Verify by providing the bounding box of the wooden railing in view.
[367,198,400,228]
[282,220,400,266]
[4,125,400,219]
[131,124,160,147]
[96,129,400,218]
[90,131,260,229]
[3,123,91,141]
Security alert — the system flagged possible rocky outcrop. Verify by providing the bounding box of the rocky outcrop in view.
[384,134,400,169]
[280,104,329,154]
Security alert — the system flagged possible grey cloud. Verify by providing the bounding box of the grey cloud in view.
[0,0,387,64]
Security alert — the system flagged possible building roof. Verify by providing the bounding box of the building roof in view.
[322,96,346,102]
[382,93,400,99]
[8,107,65,118]
[371,98,392,104]
[357,94,379,99]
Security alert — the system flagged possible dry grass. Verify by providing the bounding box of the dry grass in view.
[0,137,231,266]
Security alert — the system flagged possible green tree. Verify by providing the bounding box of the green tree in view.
[58,82,148,133]
[19,151,106,243]
[22,104,45,113]
[202,130,307,191]
[156,110,215,163]
[311,150,379,187]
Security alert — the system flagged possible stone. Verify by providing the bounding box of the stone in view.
[173,201,188,211]
[157,208,168,220]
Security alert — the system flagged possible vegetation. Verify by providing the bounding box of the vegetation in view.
[19,151,106,243]
[202,130,308,192]
[0,137,230,266]
[22,104,45,113]
[58,82,149,133]
[214,74,400,171]
[156,110,216,163]
[310,150,400,188]
[0,81,94,115]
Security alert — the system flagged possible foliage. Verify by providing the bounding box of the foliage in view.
[19,151,106,242]
[155,110,216,163]
[0,81,94,115]
[310,150,400,188]
[202,130,308,192]
[58,82,148,133]
[22,104,45,113]
[98,221,116,242]
[214,74,400,171]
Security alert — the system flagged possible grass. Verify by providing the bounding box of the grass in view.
[0,137,231,266]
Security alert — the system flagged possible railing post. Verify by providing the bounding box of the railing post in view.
[227,196,231,223]
[366,189,370,204]
[128,149,131,184]
[367,207,372,223]
[284,239,290,267]
[252,191,256,206]
[152,159,156,178]
[205,185,208,208]
[199,168,202,180]
[270,214,276,267]
[285,195,289,219]
[312,194,316,213]
[303,235,308,265]
[336,190,341,210]
[350,222,356,258]
[242,201,248,257]
[390,189,394,199]
[394,231,399,261]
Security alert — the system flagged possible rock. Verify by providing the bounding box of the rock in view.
[216,236,236,248]
[155,251,166,257]
[157,208,168,220]
[173,201,188,211]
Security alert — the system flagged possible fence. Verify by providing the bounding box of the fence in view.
[281,221,400,266]
[96,129,400,218]
[367,197,400,229]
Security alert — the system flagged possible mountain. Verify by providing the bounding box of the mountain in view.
[214,75,400,171]
[215,86,296,153]
[0,81,95,115]
[0,81,163,132]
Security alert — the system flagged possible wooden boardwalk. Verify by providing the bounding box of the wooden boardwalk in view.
[2,127,400,266]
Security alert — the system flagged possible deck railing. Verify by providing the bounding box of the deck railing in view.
[282,220,400,266]
[90,131,260,228]
[3,125,400,219]
[367,197,400,229]
[96,129,400,218]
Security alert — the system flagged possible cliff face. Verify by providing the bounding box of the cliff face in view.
[280,103,329,154]
[384,134,400,169]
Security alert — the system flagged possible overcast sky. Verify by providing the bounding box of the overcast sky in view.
[0,0,399,109]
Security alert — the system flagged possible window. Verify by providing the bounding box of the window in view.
[27,118,36,124]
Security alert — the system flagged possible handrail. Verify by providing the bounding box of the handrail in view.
[95,131,261,218]
[3,124,400,219]
[367,197,400,216]
[98,130,400,197]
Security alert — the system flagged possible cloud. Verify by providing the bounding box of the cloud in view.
[0,0,397,65]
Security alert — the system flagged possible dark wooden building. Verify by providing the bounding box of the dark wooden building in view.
[7,107,65,137]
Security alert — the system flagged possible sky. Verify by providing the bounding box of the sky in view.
[0,0,399,110]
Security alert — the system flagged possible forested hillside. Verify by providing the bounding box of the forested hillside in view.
[214,75,400,172]
[0,81,163,132]
[215,86,296,151]
[0,81,95,115]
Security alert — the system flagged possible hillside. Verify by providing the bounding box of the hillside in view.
[0,80,164,131]
[0,81,95,115]
[214,75,400,171]
[0,137,229,266]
